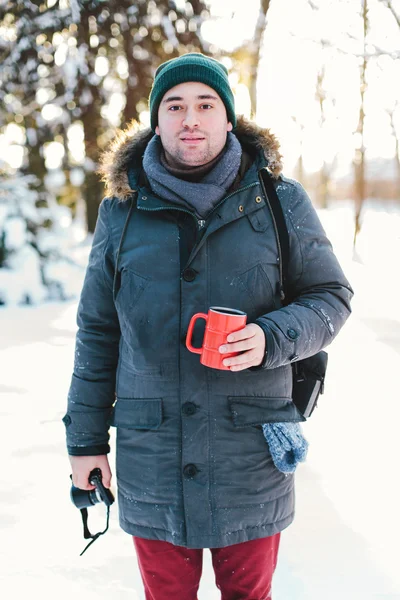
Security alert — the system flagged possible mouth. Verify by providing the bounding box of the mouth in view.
[180,136,205,144]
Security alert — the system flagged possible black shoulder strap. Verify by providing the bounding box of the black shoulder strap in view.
[112,193,137,302]
[258,168,290,304]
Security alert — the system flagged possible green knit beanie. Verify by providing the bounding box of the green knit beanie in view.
[149,53,236,132]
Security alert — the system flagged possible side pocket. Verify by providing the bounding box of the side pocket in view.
[110,398,163,430]
[228,396,305,425]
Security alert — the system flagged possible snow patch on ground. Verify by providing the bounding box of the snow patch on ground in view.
[1,205,400,598]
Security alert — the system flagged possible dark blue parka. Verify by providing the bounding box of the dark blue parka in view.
[64,117,353,549]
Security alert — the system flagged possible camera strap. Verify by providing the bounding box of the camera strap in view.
[79,506,111,556]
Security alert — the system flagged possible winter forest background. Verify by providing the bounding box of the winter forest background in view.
[1,2,400,598]
[0,0,399,306]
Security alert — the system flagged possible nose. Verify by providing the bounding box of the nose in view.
[182,108,200,129]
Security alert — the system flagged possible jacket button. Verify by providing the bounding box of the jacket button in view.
[183,464,198,478]
[287,328,299,340]
[62,414,71,426]
[182,402,196,416]
[182,268,196,282]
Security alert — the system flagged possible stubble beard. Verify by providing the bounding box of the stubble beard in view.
[165,133,226,168]
[174,145,212,167]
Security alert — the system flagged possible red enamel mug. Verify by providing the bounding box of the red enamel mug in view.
[186,306,247,370]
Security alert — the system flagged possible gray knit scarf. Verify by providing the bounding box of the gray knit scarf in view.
[142,132,242,219]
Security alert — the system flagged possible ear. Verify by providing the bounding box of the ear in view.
[227,122,233,132]
[155,125,160,135]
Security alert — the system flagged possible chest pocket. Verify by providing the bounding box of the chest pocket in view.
[115,267,149,312]
[247,207,270,232]
[236,263,277,316]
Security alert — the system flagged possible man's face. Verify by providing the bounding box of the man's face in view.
[155,81,233,168]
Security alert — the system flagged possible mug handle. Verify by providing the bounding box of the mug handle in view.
[186,313,208,354]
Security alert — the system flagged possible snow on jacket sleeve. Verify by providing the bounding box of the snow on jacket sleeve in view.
[255,179,353,370]
[63,198,120,455]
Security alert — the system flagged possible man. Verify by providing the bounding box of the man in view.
[64,53,353,599]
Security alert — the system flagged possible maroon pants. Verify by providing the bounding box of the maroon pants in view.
[133,533,280,600]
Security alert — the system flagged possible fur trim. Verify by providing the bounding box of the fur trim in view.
[97,115,283,201]
[233,115,283,180]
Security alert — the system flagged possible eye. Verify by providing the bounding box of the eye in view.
[200,104,213,110]
[168,105,182,111]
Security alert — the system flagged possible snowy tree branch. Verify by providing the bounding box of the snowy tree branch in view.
[382,0,400,28]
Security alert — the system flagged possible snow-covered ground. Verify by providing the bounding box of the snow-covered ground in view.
[1,205,400,599]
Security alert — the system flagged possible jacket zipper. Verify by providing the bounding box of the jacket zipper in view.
[259,167,285,302]
[114,196,207,295]
[137,181,260,230]
[138,205,204,230]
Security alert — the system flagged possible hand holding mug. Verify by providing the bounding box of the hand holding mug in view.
[219,323,266,371]
[186,307,266,371]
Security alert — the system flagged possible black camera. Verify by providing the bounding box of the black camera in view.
[70,467,115,509]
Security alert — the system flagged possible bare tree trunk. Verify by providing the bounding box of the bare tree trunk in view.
[387,107,400,198]
[291,117,306,186]
[123,31,150,125]
[21,115,48,195]
[81,91,105,233]
[353,0,368,246]
[383,0,400,27]
[75,5,107,233]
[395,137,400,194]
[248,0,271,118]
[122,0,209,126]
[122,0,155,125]
[315,61,332,208]
[318,164,330,208]
[296,154,305,187]
[231,0,271,119]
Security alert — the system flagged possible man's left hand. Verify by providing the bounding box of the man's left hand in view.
[219,323,266,371]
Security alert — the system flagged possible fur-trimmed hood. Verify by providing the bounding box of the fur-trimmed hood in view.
[98,115,283,201]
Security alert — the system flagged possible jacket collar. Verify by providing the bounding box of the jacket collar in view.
[98,115,283,202]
